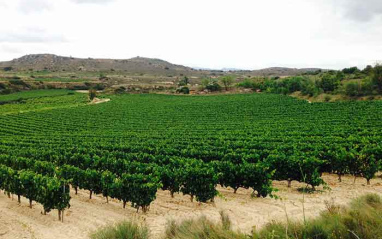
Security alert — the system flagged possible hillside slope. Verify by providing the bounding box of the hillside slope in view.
[0,54,196,75]
[0,54,322,76]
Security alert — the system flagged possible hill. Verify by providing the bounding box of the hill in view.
[0,54,196,75]
[0,54,322,77]
[237,67,322,77]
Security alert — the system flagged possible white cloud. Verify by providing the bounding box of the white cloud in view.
[0,27,67,43]
[18,0,51,14]
[337,0,382,22]
[0,44,22,54]
[0,0,381,70]
[71,0,115,4]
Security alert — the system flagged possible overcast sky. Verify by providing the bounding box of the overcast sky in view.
[0,0,381,70]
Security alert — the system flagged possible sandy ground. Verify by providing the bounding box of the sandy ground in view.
[75,90,104,94]
[89,98,111,104]
[1,173,381,239]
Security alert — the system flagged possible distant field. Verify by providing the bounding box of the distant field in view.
[31,78,87,82]
[0,90,87,114]
[0,89,74,102]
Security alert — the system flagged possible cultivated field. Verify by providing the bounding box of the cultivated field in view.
[0,90,382,238]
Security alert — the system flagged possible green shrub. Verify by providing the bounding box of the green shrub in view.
[345,82,360,97]
[115,86,127,94]
[342,66,360,74]
[372,64,382,93]
[9,79,27,86]
[206,81,222,92]
[176,86,190,94]
[237,79,255,89]
[318,75,340,93]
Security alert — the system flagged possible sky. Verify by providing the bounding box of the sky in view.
[0,0,381,70]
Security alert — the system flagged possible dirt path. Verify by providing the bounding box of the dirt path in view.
[1,174,381,239]
[89,98,110,104]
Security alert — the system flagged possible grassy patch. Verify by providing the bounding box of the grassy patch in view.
[0,89,74,102]
[254,193,382,239]
[90,221,149,239]
[165,211,248,239]
[89,195,382,239]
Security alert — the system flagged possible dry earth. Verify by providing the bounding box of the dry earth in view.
[89,98,111,104]
[1,173,382,239]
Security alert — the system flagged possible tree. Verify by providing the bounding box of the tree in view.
[326,147,349,182]
[178,76,189,86]
[160,163,182,197]
[345,82,361,97]
[101,171,115,203]
[128,174,161,213]
[363,65,373,75]
[299,156,325,190]
[266,153,302,187]
[89,89,97,101]
[372,64,382,93]
[214,160,245,193]
[83,169,102,199]
[318,75,340,93]
[19,171,38,207]
[220,76,234,91]
[240,162,274,197]
[181,160,219,202]
[342,67,360,74]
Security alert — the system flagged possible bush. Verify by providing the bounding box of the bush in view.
[237,79,255,89]
[176,86,190,94]
[301,79,320,97]
[0,89,12,95]
[220,75,234,91]
[90,221,149,239]
[318,75,340,93]
[342,66,360,74]
[9,79,25,85]
[206,81,221,92]
[94,84,105,91]
[372,64,382,93]
[115,86,127,94]
[345,82,361,97]
[363,65,373,75]
[178,76,189,86]
[201,78,222,92]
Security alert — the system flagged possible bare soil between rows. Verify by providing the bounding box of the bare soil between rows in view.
[1,173,381,239]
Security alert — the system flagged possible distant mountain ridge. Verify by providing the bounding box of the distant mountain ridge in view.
[0,54,194,75]
[0,54,322,76]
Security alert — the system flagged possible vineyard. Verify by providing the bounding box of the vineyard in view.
[0,91,382,221]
